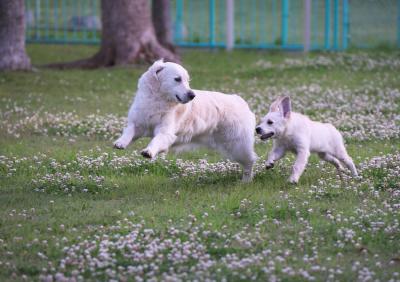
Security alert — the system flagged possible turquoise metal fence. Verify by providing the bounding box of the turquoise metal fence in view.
[25,0,399,50]
[348,0,399,48]
[172,0,226,47]
[25,0,100,44]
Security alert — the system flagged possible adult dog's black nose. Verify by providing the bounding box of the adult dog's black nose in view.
[256,127,262,134]
[187,91,196,100]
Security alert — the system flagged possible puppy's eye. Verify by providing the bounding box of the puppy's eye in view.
[267,120,273,125]
[174,77,182,82]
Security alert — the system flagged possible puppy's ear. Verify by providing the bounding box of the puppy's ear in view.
[280,96,291,118]
[269,96,284,112]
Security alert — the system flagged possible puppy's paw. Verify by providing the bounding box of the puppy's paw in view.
[265,162,274,170]
[141,149,154,159]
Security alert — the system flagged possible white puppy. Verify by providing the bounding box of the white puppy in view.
[256,96,358,183]
[114,60,257,182]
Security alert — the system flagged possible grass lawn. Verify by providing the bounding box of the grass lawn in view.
[0,44,399,281]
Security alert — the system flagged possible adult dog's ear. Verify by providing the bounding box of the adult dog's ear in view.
[138,59,165,92]
[280,96,291,119]
[269,96,284,112]
[151,59,165,80]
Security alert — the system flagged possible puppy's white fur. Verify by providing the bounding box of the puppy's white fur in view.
[256,96,358,183]
[114,60,257,182]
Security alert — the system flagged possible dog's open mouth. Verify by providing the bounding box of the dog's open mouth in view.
[260,132,274,140]
[175,95,183,103]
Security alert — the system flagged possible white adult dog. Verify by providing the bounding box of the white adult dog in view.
[256,96,358,183]
[114,60,257,182]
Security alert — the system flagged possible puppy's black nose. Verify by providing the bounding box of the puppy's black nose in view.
[187,91,196,100]
[256,127,262,134]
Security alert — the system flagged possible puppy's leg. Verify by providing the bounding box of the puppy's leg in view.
[114,122,136,149]
[318,152,344,172]
[334,148,358,176]
[266,144,286,169]
[141,130,177,159]
[289,150,310,184]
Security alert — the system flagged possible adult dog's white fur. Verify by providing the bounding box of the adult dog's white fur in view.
[114,60,257,182]
[256,96,358,183]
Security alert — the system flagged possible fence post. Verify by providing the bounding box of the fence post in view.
[333,0,339,50]
[82,1,88,42]
[73,0,77,40]
[342,0,349,50]
[303,0,311,52]
[92,0,97,40]
[226,0,234,50]
[174,0,183,43]
[324,0,330,49]
[62,0,67,42]
[272,0,277,44]
[53,0,58,39]
[312,0,318,48]
[397,0,400,47]
[35,0,41,39]
[281,0,289,46]
[251,0,256,44]
[209,0,215,47]
[45,0,49,39]
[25,0,30,38]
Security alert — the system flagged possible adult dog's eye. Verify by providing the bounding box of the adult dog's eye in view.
[174,77,182,82]
[267,120,273,125]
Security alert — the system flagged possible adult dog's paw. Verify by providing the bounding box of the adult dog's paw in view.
[113,138,129,149]
[113,142,126,149]
[141,149,153,159]
[288,176,299,184]
[265,162,274,170]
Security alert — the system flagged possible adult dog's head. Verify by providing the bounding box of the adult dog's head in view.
[256,96,291,140]
[139,59,195,104]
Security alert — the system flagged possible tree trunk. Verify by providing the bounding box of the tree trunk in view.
[0,0,31,71]
[48,0,179,69]
[152,0,176,53]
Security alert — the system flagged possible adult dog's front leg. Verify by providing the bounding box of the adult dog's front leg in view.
[141,131,177,159]
[289,150,310,184]
[114,122,137,149]
[266,145,286,169]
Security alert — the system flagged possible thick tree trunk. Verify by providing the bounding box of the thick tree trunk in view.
[0,0,31,71]
[48,0,179,69]
[152,0,176,53]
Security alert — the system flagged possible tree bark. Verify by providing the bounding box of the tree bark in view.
[47,0,179,69]
[0,0,31,71]
[152,0,176,53]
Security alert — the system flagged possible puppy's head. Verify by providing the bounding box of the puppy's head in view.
[141,59,195,104]
[256,96,291,140]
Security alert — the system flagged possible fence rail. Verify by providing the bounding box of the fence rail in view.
[25,0,400,50]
